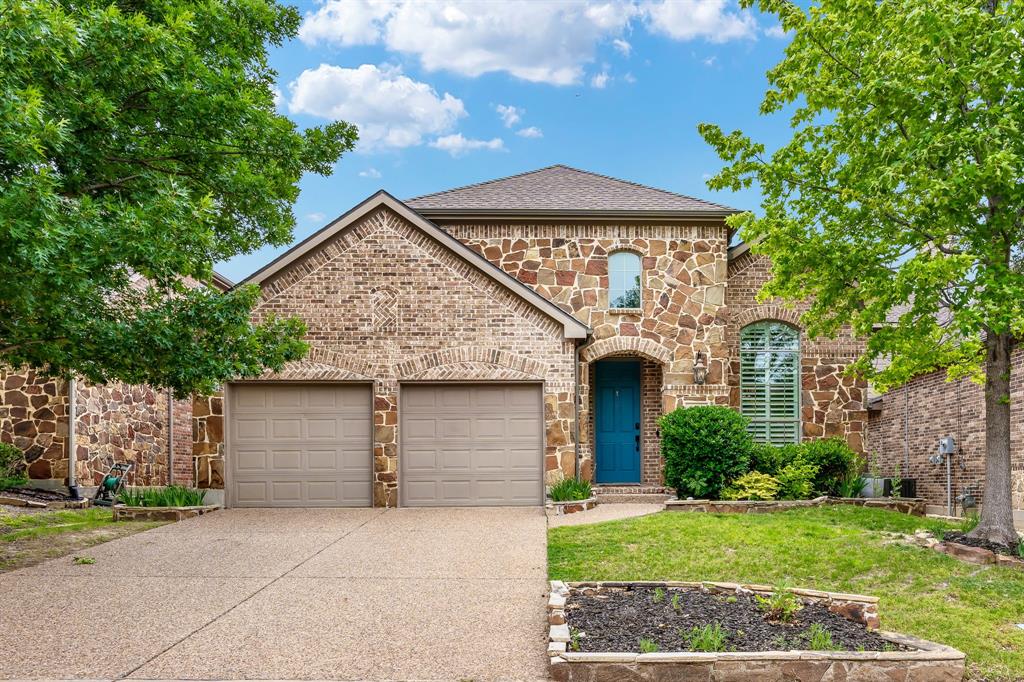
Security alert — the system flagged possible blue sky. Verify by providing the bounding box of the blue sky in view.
[218,0,794,282]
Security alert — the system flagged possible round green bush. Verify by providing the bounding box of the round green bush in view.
[659,406,753,499]
[801,438,858,495]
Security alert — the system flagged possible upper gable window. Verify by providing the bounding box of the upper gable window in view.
[608,251,641,309]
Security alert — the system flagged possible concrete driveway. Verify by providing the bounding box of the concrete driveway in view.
[0,507,550,681]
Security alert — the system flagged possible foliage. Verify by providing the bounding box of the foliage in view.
[889,463,904,499]
[700,0,1023,544]
[805,623,840,651]
[835,473,866,499]
[638,638,659,653]
[749,442,785,476]
[0,443,27,491]
[776,459,819,500]
[756,588,803,623]
[652,587,665,603]
[958,513,981,534]
[722,471,781,501]
[569,627,581,652]
[72,556,95,565]
[685,623,729,652]
[0,0,358,394]
[548,477,592,502]
[117,485,206,507]
[801,439,859,496]
[660,406,753,499]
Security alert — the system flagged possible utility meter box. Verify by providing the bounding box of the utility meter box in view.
[939,436,956,455]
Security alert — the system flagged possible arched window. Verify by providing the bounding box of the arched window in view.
[608,251,641,309]
[740,322,800,444]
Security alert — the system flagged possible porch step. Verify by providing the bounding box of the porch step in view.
[593,486,674,504]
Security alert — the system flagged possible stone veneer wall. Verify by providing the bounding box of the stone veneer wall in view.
[233,207,577,505]
[726,251,868,451]
[448,223,732,484]
[1,368,69,480]
[866,346,1024,511]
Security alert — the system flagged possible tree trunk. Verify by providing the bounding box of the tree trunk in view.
[968,331,1019,546]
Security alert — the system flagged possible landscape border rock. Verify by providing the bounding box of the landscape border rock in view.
[664,495,927,516]
[0,494,89,510]
[112,504,220,522]
[547,581,965,682]
[546,497,598,515]
[897,530,1024,571]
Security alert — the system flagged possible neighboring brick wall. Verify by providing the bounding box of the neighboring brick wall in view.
[0,368,68,481]
[867,346,1024,511]
[726,251,868,451]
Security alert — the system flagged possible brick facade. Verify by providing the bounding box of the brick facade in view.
[867,346,1024,512]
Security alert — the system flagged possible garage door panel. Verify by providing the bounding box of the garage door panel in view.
[229,384,372,507]
[401,384,542,507]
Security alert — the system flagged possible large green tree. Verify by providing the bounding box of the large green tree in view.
[701,0,1023,545]
[1,0,357,395]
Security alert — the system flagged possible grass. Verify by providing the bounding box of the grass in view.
[0,507,164,571]
[117,485,206,507]
[548,505,1024,681]
[685,623,730,652]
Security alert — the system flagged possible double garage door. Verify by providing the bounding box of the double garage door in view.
[229,383,543,507]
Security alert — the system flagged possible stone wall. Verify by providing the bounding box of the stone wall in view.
[726,251,868,450]
[0,368,68,481]
[866,345,1024,511]
[192,392,224,489]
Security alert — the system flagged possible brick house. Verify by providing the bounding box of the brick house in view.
[186,165,868,508]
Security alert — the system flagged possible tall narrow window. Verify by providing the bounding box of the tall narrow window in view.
[608,251,641,309]
[740,322,800,444]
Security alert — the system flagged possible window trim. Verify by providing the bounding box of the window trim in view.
[607,250,642,310]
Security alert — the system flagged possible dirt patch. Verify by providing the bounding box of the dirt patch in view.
[943,531,1022,558]
[0,521,163,572]
[565,586,901,653]
[1,487,79,503]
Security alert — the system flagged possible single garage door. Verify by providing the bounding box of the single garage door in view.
[229,384,372,507]
[400,384,543,506]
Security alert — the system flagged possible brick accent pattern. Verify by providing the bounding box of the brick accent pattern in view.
[867,345,1024,511]
[727,251,868,450]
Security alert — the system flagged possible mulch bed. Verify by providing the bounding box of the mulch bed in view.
[943,531,1022,558]
[565,586,901,653]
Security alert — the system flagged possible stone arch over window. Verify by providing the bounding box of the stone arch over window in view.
[608,250,642,309]
[371,285,398,333]
[581,337,671,365]
[740,321,801,444]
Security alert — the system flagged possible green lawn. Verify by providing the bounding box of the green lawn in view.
[1,507,164,571]
[548,507,1024,681]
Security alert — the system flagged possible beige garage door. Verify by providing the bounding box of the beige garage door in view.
[229,384,372,507]
[400,384,543,507]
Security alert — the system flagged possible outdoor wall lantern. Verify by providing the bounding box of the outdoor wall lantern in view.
[693,351,707,385]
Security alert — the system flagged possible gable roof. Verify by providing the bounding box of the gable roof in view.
[405,164,739,218]
[240,191,590,339]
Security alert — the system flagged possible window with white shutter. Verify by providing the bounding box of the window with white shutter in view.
[740,322,801,444]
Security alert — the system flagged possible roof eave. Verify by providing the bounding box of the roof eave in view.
[412,208,740,222]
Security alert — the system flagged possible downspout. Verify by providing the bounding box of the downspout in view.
[67,376,79,499]
[167,387,174,486]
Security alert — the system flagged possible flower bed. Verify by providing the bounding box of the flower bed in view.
[665,495,926,516]
[547,581,965,682]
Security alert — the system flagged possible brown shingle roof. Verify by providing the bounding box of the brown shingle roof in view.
[406,164,739,217]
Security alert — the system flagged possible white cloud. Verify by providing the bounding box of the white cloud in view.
[429,134,506,156]
[496,104,523,128]
[307,212,326,223]
[288,64,465,149]
[643,0,757,43]
[271,86,284,108]
[623,72,637,83]
[298,1,758,85]
[591,71,611,88]
[702,55,718,67]
[516,126,544,138]
[764,23,788,38]
[359,168,382,178]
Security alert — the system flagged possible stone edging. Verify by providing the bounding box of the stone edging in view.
[896,530,1024,571]
[664,495,927,517]
[0,495,90,510]
[546,497,598,515]
[112,504,221,522]
[547,581,965,682]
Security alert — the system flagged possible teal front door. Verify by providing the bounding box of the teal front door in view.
[595,360,641,483]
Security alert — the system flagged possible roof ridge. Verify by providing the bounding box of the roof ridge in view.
[404,164,567,203]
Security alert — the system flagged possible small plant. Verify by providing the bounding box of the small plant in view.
[889,463,903,499]
[0,442,27,491]
[776,458,820,500]
[725,595,738,604]
[671,592,682,611]
[836,472,866,499]
[117,485,206,507]
[638,638,660,653]
[805,623,840,651]
[652,587,665,603]
[721,471,780,500]
[685,623,729,652]
[957,512,980,534]
[569,626,582,652]
[73,556,95,565]
[756,588,803,623]
[548,476,592,502]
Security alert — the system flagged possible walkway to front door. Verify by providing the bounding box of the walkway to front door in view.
[595,359,641,483]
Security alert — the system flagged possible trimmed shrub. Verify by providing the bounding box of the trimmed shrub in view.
[722,472,781,501]
[660,406,753,499]
[801,438,859,496]
[548,477,592,502]
[749,442,785,475]
[0,442,27,491]
[776,459,819,500]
